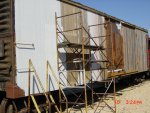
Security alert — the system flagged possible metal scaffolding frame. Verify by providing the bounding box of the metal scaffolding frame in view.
[28,59,60,113]
[55,11,117,113]
[56,11,89,113]
[88,21,117,113]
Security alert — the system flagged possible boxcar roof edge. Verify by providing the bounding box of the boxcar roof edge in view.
[59,0,148,33]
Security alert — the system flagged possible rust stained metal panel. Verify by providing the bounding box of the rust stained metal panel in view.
[106,22,124,69]
[5,82,25,98]
[105,21,124,78]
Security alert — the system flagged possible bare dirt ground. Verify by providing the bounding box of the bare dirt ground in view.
[70,79,150,113]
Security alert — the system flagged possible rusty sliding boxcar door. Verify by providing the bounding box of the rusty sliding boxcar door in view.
[0,0,16,93]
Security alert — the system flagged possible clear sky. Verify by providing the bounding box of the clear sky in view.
[73,0,150,35]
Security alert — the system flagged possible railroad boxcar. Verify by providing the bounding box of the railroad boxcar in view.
[0,0,149,112]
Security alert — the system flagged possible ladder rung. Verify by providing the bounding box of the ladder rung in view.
[98,97,113,100]
[90,60,109,63]
[64,86,84,89]
[57,27,82,33]
[61,101,85,105]
[59,70,84,73]
[57,11,81,18]
[59,60,109,64]
[88,22,110,28]
[90,35,111,39]
[94,80,113,83]
[59,60,82,64]
[94,93,114,95]
[94,68,109,70]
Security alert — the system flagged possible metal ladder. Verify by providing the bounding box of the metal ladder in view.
[28,59,60,113]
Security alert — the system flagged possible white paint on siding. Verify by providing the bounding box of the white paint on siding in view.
[87,12,106,81]
[15,0,61,95]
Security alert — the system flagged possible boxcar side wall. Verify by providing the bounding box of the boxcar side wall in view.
[15,0,61,96]
[121,26,148,73]
[14,0,149,96]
